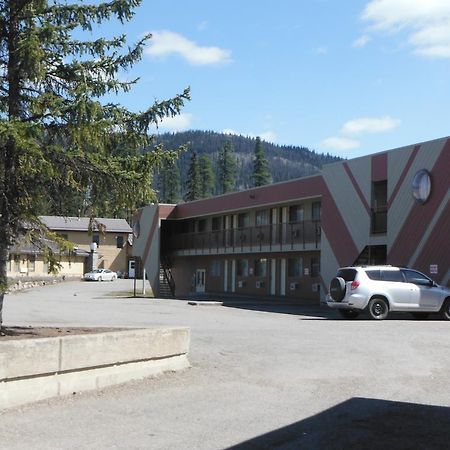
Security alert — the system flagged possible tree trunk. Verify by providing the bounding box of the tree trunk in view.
[0,242,8,330]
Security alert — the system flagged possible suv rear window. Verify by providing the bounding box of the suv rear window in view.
[365,269,381,280]
[337,269,357,282]
[381,270,404,282]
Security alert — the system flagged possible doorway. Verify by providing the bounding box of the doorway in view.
[195,269,206,293]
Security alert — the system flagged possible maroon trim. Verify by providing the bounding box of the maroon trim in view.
[172,175,323,219]
[388,139,450,265]
[159,204,176,219]
[372,153,387,182]
[387,145,420,209]
[343,162,370,215]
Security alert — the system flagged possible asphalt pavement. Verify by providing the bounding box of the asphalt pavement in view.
[1,279,449,449]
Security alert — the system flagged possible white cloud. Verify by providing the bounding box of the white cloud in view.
[341,116,401,135]
[157,113,193,132]
[314,46,328,55]
[362,0,450,58]
[320,137,361,151]
[145,30,232,66]
[352,34,371,48]
[259,131,277,143]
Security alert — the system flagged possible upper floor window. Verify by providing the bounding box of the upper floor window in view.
[255,210,269,226]
[212,217,222,231]
[197,219,207,233]
[312,202,321,221]
[238,213,250,228]
[116,236,124,248]
[289,205,304,223]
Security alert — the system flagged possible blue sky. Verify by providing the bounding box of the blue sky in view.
[98,0,450,158]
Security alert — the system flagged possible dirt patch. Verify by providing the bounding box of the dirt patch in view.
[0,326,128,340]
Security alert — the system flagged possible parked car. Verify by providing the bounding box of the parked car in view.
[84,268,117,282]
[327,265,450,320]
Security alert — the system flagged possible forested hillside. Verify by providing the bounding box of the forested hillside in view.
[152,130,341,202]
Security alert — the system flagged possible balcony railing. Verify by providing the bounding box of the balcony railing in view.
[166,221,321,253]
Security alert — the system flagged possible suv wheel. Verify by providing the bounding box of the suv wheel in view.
[440,298,450,321]
[338,309,359,319]
[330,277,346,301]
[368,297,389,320]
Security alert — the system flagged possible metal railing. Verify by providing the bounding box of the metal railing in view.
[167,220,321,253]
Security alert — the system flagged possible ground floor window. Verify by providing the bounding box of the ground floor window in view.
[211,260,221,277]
[310,256,320,277]
[27,255,36,272]
[254,258,267,277]
[237,259,249,277]
[288,257,303,277]
[14,255,20,272]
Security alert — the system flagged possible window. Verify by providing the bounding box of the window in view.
[255,210,269,226]
[310,256,320,277]
[402,269,431,286]
[27,255,36,272]
[365,270,381,280]
[116,236,124,248]
[197,219,207,232]
[337,268,357,281]
[254,258,267,277]
[14,255,20,272]
[212,217,222,231]
[312,202,321,221]
[238,213,250,228]
[381,270,404,282]
[211,260,221,277]
[371,181,387,234]
[92,234,100,247]
[289,205,304,223]
[237,259,249,277]
[288,258,303,277]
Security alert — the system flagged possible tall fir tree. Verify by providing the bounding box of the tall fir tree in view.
[184,151,201,201]
[0,0,190,330]
[217,141,237,194]
[252,137,272,187]
[157,160,181,204]
[199,154,215,198]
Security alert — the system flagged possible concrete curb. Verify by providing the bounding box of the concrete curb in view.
[0,327,190,410]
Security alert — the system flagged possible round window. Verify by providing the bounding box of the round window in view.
[412,169,431,204]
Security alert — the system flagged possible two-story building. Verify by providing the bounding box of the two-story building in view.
[8,216,132,279]
[133,136,450,303]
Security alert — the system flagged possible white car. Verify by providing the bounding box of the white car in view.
[84,268,117,282]
[327,265,450,320]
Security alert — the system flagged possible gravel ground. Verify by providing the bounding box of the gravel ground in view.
[0,279,449,449]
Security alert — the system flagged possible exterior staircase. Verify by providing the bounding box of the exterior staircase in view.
[159,258,175,298]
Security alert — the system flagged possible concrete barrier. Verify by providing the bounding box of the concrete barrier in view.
[0,327,190,410]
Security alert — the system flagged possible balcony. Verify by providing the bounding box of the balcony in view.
[166,221,321,255]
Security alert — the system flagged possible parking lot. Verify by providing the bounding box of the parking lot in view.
[1,279,450,449]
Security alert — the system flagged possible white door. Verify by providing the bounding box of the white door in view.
[280,258,286,296]
[196,269,206,293]
[128,260,136,278]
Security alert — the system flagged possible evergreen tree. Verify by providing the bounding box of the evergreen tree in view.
[217,141,237,194]
[252,137,272,187]
[0,0,190,330]
[184,151,201,201]
[199,154,215,198]
[156,160,181,204]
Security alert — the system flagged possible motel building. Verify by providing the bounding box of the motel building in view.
[133,136,450,303]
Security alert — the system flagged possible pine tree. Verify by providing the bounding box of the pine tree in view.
[0,0,190,330]
[184,151,201,201]
[217,141,237,194]
[165,161,182,204]
[199,154,215,198]
[252,137,272,187]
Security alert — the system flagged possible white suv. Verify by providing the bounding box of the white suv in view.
[327,265,450,320]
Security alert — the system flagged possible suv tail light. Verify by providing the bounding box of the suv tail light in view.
[351,280,360,290]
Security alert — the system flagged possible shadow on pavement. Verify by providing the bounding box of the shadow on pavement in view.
[227,397,450,450]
